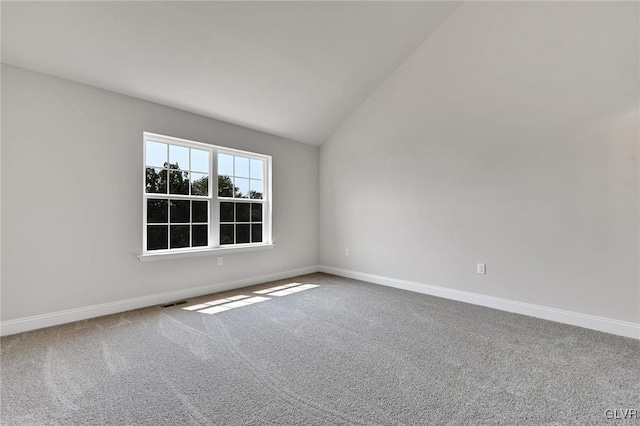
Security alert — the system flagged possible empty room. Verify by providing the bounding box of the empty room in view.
[1,1,639,425]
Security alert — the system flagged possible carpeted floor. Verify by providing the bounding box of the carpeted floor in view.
[1,273,639,425]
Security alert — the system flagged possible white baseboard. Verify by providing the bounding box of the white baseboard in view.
[318,265,640,340]
[4,265,638,340]
[0,266,319,337]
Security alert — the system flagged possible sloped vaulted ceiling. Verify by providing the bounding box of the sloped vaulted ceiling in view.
[1,1,461,145]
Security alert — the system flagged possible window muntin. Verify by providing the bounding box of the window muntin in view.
[145,199,209,250]
[145,142,210,197]
[143,133,270,254]
[217,151,265,245]
[217,153,264,199]
[219,202,263,245]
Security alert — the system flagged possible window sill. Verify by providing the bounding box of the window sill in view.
[137,243,274,262]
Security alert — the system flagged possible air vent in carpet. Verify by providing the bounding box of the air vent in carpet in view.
[161,300,188,308]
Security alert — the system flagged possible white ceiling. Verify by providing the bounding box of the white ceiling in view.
[1,1,460,145]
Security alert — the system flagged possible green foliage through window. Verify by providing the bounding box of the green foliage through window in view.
[144,135,268,252]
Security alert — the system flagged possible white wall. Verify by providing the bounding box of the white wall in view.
[1,64,319,322]
[320,2,640,324]
[2,2,639,336]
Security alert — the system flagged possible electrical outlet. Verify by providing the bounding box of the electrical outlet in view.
[345,248,350,257]
[217,257,223,266]
[477,263,486,274]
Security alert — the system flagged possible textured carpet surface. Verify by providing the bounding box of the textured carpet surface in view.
[1,273,639,425]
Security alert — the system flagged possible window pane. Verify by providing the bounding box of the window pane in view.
[147,199,168,223]
[146,168,167,193]
[145,137,269,253]
[191,149,209,173]
[218,175,233,197]
[218,153,234,176]
[236,224,250,244]
[169,170,189,195]
[251,224,263,243]
[250,180,263,199]
[220,202,234,222]
[170,200,190,223]
[250,159,263,179]
[220,224,234,245]
[146,141,167,168]
[170,225,190,249]
[235,178,249,198]
[169,145,189,170]
[147,225,168,250]
[235,156,249,178]
[191,173,209,196]
[251,203,262,222]
[192,201,208,223]
[236,203,250,222]
[192,225,208,247]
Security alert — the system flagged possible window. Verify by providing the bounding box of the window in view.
[142,132,271,256]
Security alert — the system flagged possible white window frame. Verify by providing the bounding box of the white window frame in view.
[139,132,273,262]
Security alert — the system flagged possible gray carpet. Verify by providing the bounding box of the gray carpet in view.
[1,273,639,425]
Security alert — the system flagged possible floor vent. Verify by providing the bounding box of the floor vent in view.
[161,300,188,308]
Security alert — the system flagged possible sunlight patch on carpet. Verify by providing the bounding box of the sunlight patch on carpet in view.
[266,284,319,297]
[182,284,320,315]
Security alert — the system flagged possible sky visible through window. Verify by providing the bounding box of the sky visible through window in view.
[146,141,209,172]
[144,136,269,251]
